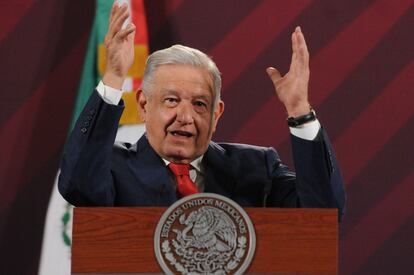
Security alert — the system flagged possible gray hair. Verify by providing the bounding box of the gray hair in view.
[141,45,222,105]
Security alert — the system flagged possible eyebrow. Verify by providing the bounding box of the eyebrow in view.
[160,89,179,96]
[193,93,211,99]
[161,89,212,101]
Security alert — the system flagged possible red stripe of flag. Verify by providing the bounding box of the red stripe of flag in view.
[131,0,148,45]
[131,0,148,90]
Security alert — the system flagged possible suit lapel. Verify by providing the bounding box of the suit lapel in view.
[126,137,237,204]
[203,142,237,197]
[127,135,178,205]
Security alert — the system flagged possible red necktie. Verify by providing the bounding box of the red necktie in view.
[168,163,198,197]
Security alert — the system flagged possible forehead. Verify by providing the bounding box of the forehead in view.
[151,64,214,97]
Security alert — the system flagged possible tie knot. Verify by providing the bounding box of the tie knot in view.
[168,163,190,177]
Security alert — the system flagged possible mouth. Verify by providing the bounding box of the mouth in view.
[169,130,194,138]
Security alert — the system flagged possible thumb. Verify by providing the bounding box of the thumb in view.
[266,67,282,84]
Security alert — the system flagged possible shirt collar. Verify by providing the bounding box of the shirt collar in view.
[162,155,204,173]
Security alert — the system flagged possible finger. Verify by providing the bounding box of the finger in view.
[295,26,309,66]
[116,23,136,41]
[289,31,298,73]
[113,5,129,31]
[109,1,118,25]
[292,28,298,55]
[266,67,283,84]
[111,4,128,28]
[105,5,128,45]
[108,4,128,39]
[112,6,129,34]
[108,3,124,34]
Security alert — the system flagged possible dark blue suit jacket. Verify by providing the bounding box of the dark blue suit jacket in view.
[58,91,346,220]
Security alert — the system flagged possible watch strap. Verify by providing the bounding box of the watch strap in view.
[287,109,316,127]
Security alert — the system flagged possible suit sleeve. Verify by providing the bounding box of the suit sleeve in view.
[266,128,346,221]
[58,91,124,206]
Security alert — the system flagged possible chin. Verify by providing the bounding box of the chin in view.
[163,148,195,163]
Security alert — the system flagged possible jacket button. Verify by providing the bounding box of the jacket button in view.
[83,121,90,126]
[81,127,87,133]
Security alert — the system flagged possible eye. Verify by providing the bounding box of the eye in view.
[193,100,208,113]
[194,101,207,107]
[164,97,179,107]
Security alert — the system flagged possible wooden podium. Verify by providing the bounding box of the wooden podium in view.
[72,207,338,274]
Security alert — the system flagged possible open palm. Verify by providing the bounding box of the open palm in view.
[103,3,136,89]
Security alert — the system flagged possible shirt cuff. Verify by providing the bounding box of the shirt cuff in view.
[289,119,321,140]
[96,80,124,105]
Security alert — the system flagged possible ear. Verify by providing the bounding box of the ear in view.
[136,89,148,122]
[211,100,225,133]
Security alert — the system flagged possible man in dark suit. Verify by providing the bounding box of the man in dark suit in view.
[58,3,345,220]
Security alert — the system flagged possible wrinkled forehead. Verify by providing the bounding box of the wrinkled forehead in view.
[151,64,215,97]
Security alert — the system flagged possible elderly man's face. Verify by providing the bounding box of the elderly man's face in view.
[137,64,224,163]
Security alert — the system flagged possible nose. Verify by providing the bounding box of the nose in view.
[176,102,194,125]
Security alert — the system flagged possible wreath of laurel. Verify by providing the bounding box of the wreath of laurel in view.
[162,237,246,274]
[61,203,73,247]
[162,240,186,273]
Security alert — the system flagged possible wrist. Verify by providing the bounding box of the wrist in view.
[286,102,311,117]
[102,72,125,90]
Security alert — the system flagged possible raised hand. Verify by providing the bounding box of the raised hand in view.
[266,26,311,117]
[102,2,136,90]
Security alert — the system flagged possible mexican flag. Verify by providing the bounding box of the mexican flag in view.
[38,1,148,274]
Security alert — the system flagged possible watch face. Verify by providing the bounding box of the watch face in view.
[154,193,256,275]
